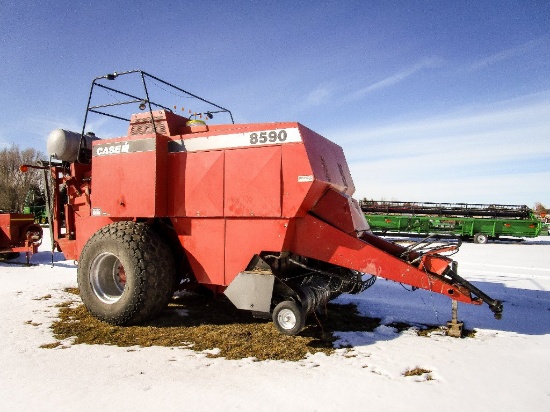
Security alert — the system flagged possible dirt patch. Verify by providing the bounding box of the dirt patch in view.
[48,289,384,361]
[403,367,432,376]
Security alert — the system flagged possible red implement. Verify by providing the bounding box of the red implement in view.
[0,213,42,263]
[41,71,502,335]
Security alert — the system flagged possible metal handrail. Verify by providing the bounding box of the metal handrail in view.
[77,70,234,163]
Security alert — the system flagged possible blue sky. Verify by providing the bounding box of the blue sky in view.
[1,0,549,207]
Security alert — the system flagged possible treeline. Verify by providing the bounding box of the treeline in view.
[0,145,45,212]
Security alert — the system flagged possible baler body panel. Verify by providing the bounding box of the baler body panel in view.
[89,119,355,222]
[168,150,225,217]
[82,115,366,288]
[171,217,289,286]
[171,218,226,286]
[224,218,289,284]
[224,145,282,217]
[311,189,370,235]
[163,121,354,219]
[91,134,168,218]
[162,119,360,287]
[299,124,355,197]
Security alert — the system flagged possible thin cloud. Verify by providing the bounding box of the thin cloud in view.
[469,36,549,70]
[347,57,442,101]
[293,58,442,113]
[305,86,332,107]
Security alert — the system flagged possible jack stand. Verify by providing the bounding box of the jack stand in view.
[446,300,463,338]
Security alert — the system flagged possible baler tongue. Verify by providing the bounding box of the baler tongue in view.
[289,209,503,318]
[439,259,504,319]
[378,234,503,319]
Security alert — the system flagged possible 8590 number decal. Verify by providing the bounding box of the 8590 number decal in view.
[250,130,288,145]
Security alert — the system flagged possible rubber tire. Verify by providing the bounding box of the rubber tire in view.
[473,233,488,244]
[77,221,175,325]
[272,301,306,336]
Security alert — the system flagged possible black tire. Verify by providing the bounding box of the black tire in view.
[272,300,306,336]
[473,233,488,244]
[77,221,175,325]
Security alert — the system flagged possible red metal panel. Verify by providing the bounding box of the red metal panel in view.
[0,214,34,246]
[54,216,117,261]
[224,218,289,285]
[299,124,355,196]
[166,151,187,217]
[128,110,188,137]
[224,146,282,217]
[281,143,320,217]
[0,216,8,247]
[311,190,370,234]
[0,214,12,246]
[91,134,167,217]
[172,218,225,285]
[168,150,224,217]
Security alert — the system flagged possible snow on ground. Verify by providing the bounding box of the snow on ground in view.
[1,232,549,411]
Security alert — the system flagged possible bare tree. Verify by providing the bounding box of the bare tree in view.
[0,145,45,212]
[534,202,547,215]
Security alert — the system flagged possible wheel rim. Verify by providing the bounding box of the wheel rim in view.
[277,308,297,330]
[89,252,126,304]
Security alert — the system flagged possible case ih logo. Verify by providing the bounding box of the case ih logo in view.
[95,143,130,156]
[93,139,156,156]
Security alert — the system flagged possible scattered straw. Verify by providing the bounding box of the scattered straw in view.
[49,289,382,361]
[403,367,432,377]
[46,288,471,361]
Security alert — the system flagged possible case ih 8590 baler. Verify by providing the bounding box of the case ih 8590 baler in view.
[35,71,502,335]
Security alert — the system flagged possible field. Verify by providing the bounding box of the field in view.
[1,232,549,411]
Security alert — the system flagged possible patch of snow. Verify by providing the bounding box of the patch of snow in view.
[1,231,549,411]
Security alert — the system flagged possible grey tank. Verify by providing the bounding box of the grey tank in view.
[47,129,99,162]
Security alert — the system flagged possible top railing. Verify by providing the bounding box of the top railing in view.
[77,70,234,162]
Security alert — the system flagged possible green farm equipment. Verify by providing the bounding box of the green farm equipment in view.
[22,205,48,224]
[22,187,48,224]
[361,200,546,243]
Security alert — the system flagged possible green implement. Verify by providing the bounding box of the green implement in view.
[361,200,547,243]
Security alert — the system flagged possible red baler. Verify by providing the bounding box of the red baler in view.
[41,71,502,335]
